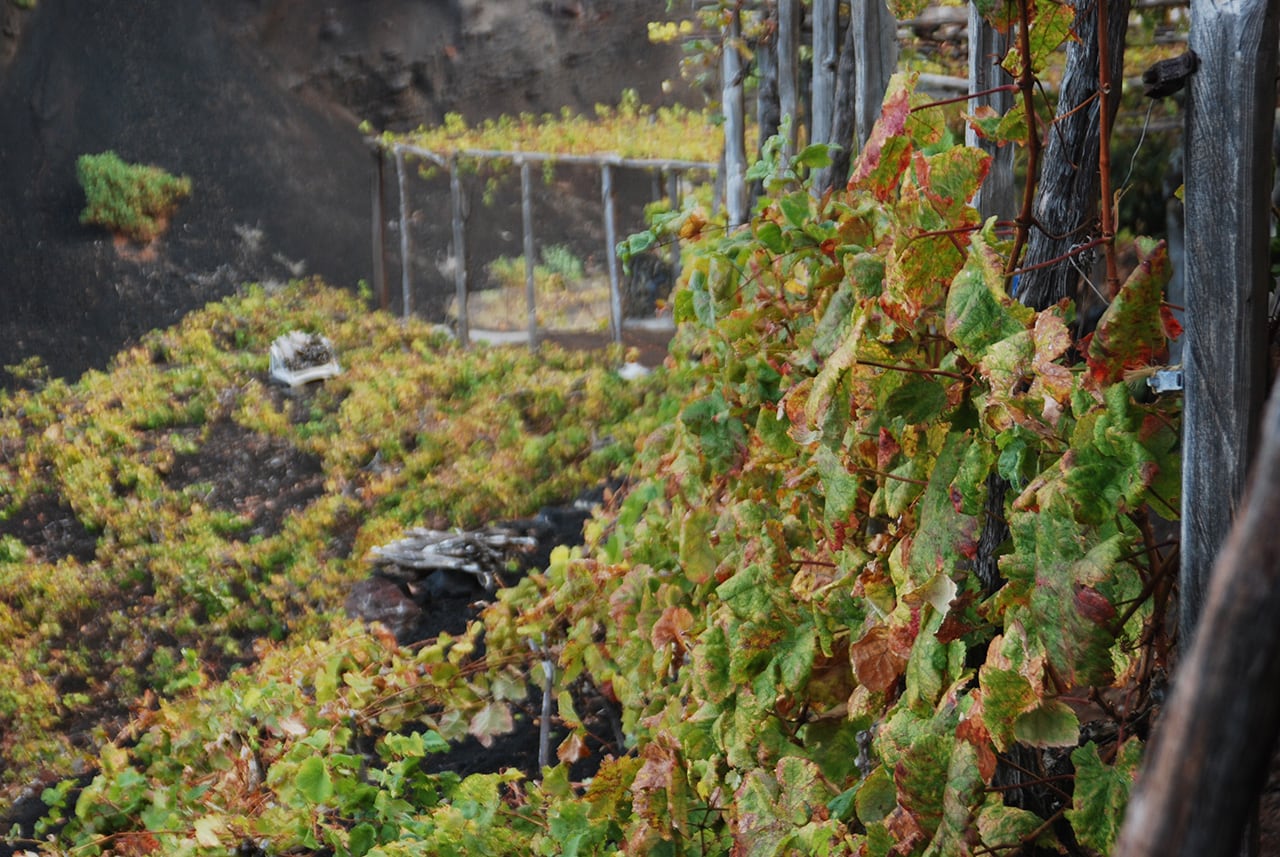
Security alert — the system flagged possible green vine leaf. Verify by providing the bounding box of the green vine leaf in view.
[295,756,333,805]
[1068,738,1144,855]
[1012,698,1080,747]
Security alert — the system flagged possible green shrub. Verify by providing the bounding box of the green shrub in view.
[76,151,192,243]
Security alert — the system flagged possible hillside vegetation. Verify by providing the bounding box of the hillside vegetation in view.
[2,73,1183,856]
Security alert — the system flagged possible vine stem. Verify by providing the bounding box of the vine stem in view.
[910,83,1019,112]
[1004,0,1043,282]
[855,357,967,380]
[1095,0,1121,294]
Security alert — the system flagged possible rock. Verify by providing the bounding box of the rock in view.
[344,575,423,643]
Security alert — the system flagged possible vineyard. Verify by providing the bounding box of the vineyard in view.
[2,0,1278,855]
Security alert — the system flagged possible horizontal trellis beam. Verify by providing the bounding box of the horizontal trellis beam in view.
[378,140,718,174]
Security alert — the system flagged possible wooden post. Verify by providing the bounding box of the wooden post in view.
[810,0,838,148]
[371,145,389,311]
[1014,0,1130,310]
[520,159,538,351]
[852,0,898,147]
[1179,0,1279,643]
[602,162,622,344]
[778,0,800,156]
[394,147,413,322]
[814,15,858,195]
[966,8,1016,222]
[722,8,748,226]
[449,157,469,347]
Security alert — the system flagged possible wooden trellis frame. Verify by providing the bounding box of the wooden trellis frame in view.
[370,141,716,348]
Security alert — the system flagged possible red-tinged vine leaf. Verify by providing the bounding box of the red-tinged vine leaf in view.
[925,740,985,857]
[1029,309,1075,421]
[1160,302,1184,340]
[977,801,1052,851]
[956,697,998,781]
[945,226,1032,362]
[894,732,951,837]
[1085,239,1172,388]
[995,101,1030,145]
[1013,698,1080,748]
[936,591,981,644]
[964,105,1004,142]
[1011,499,1123,686]
[651,605,694,653]
[905,432,980,588]
[850,623,909,692]
[850,73,915,201]
[631,737,677,792]
[732,770,791,857]
[1055,387,1163,524]
[877,426,902,471]
[1074,584,1117,625]
[557,731,591,765]
[1067,738,1144,855]
[467,701,515,748]
[920,145,991,224]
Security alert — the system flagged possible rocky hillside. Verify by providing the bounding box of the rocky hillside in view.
[0,0,687,384]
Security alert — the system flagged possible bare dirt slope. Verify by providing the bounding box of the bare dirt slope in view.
[0,0,684,383]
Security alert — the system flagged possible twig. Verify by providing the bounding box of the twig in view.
[1096,0,1121,295]
[1004,0,1044,282]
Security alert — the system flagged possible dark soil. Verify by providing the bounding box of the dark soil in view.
[0,492,99,564]
[166,418,327,541]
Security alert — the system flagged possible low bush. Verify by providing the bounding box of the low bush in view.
[76,151,192,243]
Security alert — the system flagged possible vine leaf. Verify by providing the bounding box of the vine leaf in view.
[904,431,979,588]
[1067,738,1144,855]
[1013,698,1080,747]
[1085,238,1174,387]
[945,226,1032,362]
[977,801,1051,850]
[468,701,515,748]
[850,624,909,692]
[295,756,333,804]
[850,74,915,201]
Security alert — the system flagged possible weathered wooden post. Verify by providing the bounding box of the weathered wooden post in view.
[722,7,748,226]
[813,15,858,195]
[810,0,838,148]
[778,0,800,156]
[394,146,413,322]
[1013,0,1130,310]
[966,8,1016,222]
[1178,0,1279,643]
[449,155,470,346]
[852,0,898,147]
[602,161,623,343]
[520,159,538,351]
[370,143,389,311]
